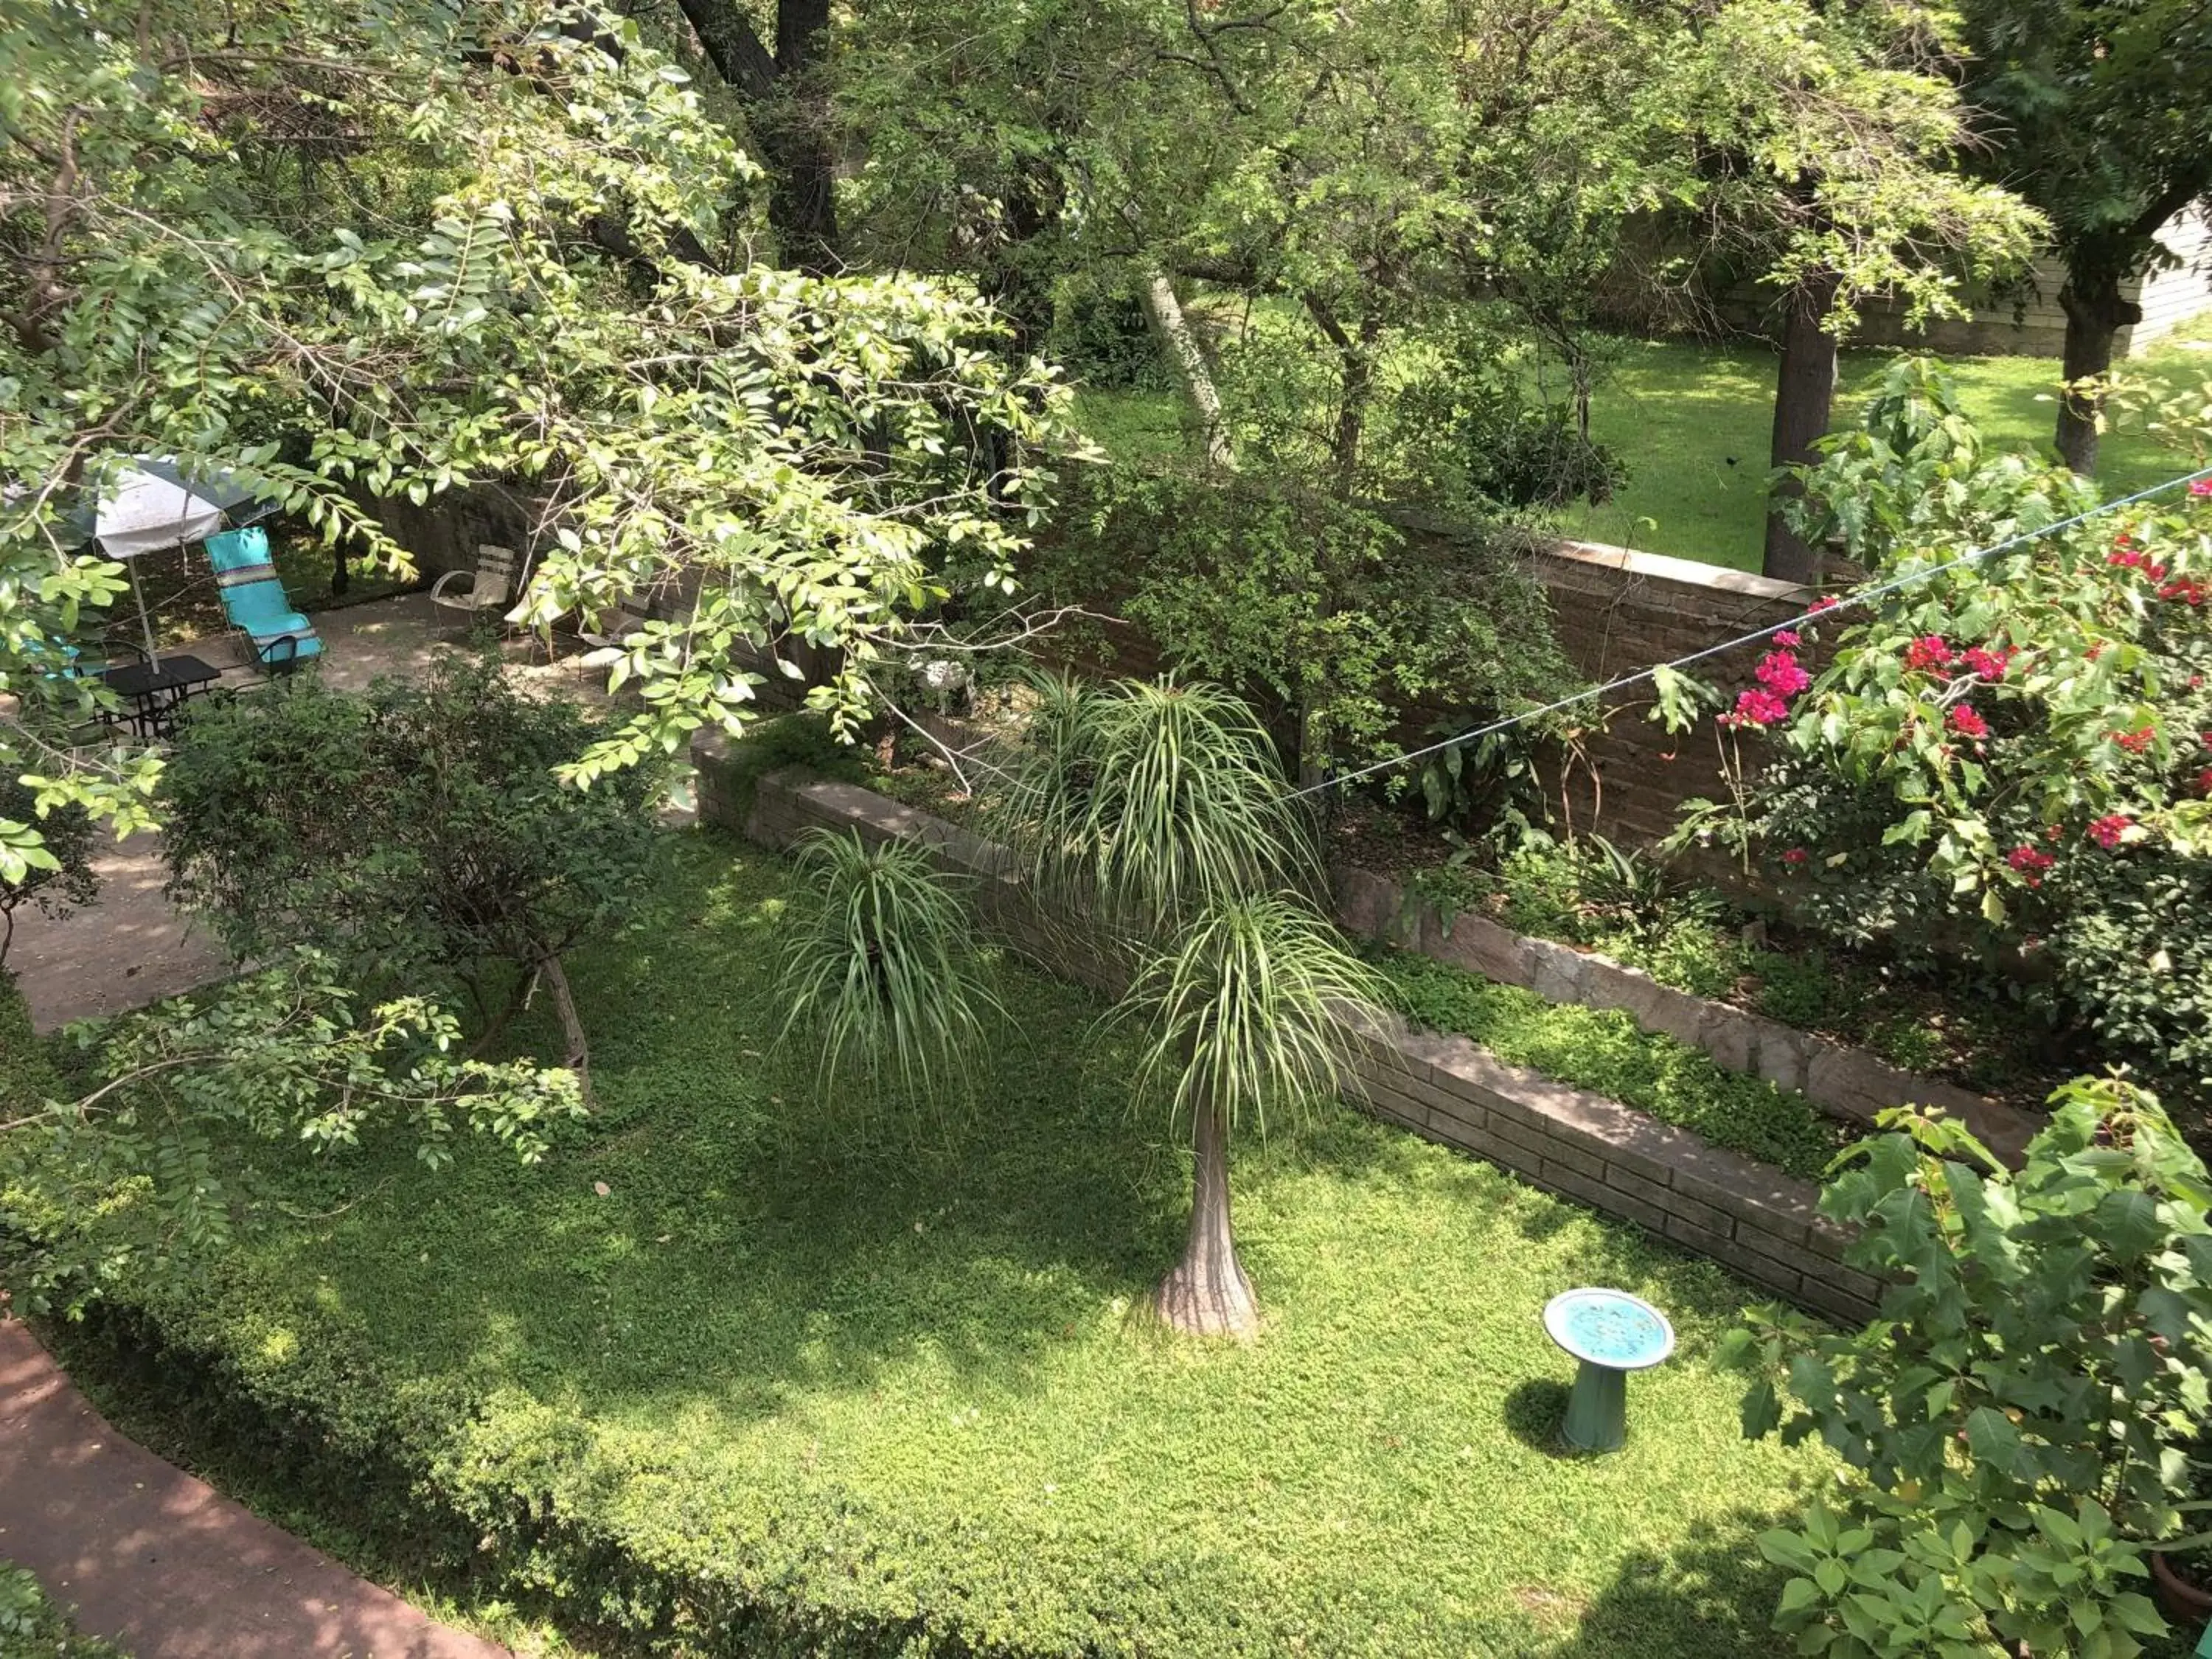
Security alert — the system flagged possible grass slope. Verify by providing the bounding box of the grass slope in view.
[58,832,1822,1659]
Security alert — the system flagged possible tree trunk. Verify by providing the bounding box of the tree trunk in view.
[2056,268,2140,477]
[1155,1096,1259,1339]
[1138,271,1234,470]
[1761,270,1842,585]
[770,0,840,274]
[540,953,591,1101]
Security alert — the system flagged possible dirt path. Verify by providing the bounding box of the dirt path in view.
[0,1319,512,1659]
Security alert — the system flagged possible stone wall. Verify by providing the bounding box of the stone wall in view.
[703,759,1884,1324]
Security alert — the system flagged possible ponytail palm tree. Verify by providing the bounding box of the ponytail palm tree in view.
[1125,894,1388,1338]
[778,677,1386,1338]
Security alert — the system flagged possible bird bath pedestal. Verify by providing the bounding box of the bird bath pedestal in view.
[1543,1288,1675,1453]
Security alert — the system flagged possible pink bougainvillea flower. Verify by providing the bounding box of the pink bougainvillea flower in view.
[1806,595,1842,615]
[1947,704,1989,739]
[1905,635,1954,672]
[1772,630,1802,649]
[2190,477,2212,496]
[2109,546,2145,569]
[1722,687,1791,728]
[2088,814,2133,850]
[1961,645,2011,682]
[2199,768,2212,796]
[2007,845,2055,888]
[1755,650,1811,696]
[2113,725,2157,754]
[2158,578,2207,605]
[1781,846,1809,868]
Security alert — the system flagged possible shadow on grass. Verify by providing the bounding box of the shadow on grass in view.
[1532,1512,1790,1659]
[1500,1377,1573,1455]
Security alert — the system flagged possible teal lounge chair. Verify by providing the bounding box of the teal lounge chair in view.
[204,528,322,671]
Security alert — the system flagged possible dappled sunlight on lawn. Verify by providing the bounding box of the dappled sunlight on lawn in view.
[150,830,1825,1657]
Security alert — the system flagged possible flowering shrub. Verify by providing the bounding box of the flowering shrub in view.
[1671,359,2212,1095]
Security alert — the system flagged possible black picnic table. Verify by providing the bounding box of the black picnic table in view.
[98,653,223,740]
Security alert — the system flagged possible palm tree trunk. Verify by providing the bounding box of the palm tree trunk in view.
[1156,1094,1259,1339]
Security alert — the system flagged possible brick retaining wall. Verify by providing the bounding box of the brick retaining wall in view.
[702,755,1884,1325]
[1334,863,2037,1166]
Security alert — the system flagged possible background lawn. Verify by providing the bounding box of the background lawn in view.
[63,830,1826,1659]
[1076,321,2212,573]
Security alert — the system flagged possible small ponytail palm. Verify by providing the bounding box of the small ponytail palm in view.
[997,675,1317,945]
[1124,893,1388,1338]
[778,830,1000,1102]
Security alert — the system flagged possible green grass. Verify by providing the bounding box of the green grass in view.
[1374,948,1855,1182]
[1074,319,2212,572]
[52,831,1824,1659]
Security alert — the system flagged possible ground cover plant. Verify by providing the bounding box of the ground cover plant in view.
[46,831,1828,1659]
[1375,950,1854,1182]
[0,1560,128,1658]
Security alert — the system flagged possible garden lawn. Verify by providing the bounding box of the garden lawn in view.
[56,830,1825,1659]
[1075,321,2212,572]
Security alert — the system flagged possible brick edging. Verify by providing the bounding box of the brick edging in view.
[696,751,1883,1324]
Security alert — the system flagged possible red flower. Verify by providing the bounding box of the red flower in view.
[2190,477,2212,497]
[1722,687,1791,727]
[2007,845,2055,887]
[1773,630,1802,649]
[1806,595,1842,615]
[2109,546,2145,570]
[2044,824,2064,843]
[1781,846,1809,868]
[2198,768,2212,796]
[1905,636,1954,672]
[1947,704,1990,740]
[2113,725,2156,754]
[2088,814,2133,850]
[2157,578,2207,605]
[1961,646,2011,682]
[1755,650,1811,695]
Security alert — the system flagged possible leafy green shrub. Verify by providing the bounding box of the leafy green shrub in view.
[1031,466,1568,776]
[0,1560,128,1657]
[160,654,664,1077]
[1724,1077,2212,1659]
[1377,949,1853,1180]
[702,709,876,825]
[0,779,97,970]
[1680,358,2212,1102]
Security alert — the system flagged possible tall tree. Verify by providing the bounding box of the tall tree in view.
[1958,0,2212,475]
[667,0,843,271]
[1660,0,2045,582]
[0,0,1074,869]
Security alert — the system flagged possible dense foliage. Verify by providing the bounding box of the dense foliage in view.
[1681,361,2212,1096]
[43,835,1820,1659]
[159,656,664,1079]
[1725,1077,2212,1658]
[0,956,580,1317]
[0,780,95,969]
[0,0,1075,869]
[1034,470,1569,776]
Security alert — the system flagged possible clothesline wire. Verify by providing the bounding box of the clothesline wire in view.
[1284,462,2212,804]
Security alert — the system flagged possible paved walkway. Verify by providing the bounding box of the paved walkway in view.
[0,1320,511,1659]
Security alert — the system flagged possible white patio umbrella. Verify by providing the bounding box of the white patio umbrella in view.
[69,459,277,655]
